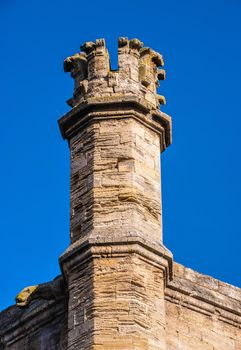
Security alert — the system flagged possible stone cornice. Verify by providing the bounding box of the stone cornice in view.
[59,237,173,287]
[58,96,172,152]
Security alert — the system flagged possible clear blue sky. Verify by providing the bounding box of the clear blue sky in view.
[1,0,241,311]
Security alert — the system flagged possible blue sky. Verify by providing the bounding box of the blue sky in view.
[1,0,241,311]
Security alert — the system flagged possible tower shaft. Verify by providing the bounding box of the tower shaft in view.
[59,38,172,350]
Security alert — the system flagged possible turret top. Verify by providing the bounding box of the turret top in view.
[64,38,167,110]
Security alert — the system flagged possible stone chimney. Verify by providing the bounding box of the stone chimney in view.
[59,38,173,350]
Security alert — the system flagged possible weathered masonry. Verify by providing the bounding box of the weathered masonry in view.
[0,38,241,350]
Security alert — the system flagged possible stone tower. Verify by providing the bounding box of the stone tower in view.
[58,37,173,350]
[1,37,241,350]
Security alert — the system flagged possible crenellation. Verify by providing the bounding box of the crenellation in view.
[85,39,110,84]
[118,37,143,88]
[65,37,167,109]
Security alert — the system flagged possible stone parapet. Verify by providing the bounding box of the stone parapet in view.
[0,277,67,349]
[165,263,241,349]
[166,262,241,326]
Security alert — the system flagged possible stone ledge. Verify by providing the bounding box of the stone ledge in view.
[58,96,172,152]
[59,236,173,286]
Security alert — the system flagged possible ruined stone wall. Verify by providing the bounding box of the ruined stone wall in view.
[165,263,241,350]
